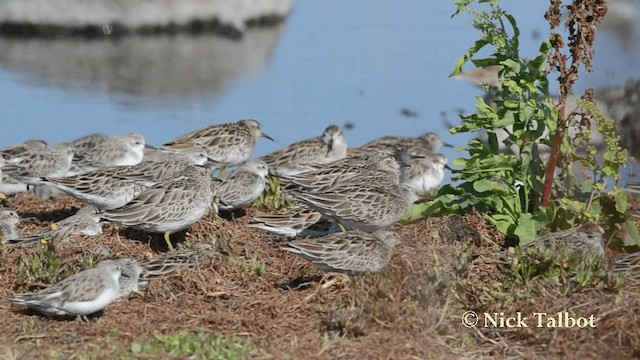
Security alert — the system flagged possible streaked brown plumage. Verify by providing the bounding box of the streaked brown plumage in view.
[260,125,347,176]
[162,119,273,166]
[281,230,401,275]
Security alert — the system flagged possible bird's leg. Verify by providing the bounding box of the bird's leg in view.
[164,232,174,252]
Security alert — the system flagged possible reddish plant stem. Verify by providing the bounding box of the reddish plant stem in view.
[541,100,566,207]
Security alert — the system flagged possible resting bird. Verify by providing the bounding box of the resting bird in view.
[280,230,402,275]
[5,260,124,318]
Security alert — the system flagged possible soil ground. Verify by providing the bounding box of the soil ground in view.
[1,192,640,359]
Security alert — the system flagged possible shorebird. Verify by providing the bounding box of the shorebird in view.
[69,133,145,174]
[0,139,48,159]
[249,205,329,238]
[5,260,123,318]
[286,182,418,232]
[280,230,401,275]
[1,142,75,184]
[400,153,449,195]
[6,206,102,247]
[139,242,219,279]
[260,125,347,176]
[115,258,145,300]
[351,132,452,157]
[0,209,21,242]
[521,223,606,259]
[214,160,269,211]
[37,148,211,210]
[99,165,216,251]
[162,119,273,170]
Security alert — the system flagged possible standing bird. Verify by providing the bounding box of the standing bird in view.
[5,260,123,318]
[0,209,21,242]
[280,230,402,275]
[260,125,347,176]
[99,165,215,251]
[214,160,269,211]
[6,206,102,247]
[162,119,273,170]
[269,152,410,233]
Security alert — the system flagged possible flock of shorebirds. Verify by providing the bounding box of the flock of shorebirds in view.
[0,119,451,319]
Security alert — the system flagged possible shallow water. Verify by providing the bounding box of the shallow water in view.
[0,1,638,184]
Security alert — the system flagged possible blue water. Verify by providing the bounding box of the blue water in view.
[0,1,638,184]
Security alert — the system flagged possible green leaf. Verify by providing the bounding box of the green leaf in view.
[623,219,640,247]
[614,189,629,214]
[450,39,489,77]
[501,59,521,72]
[472,179,504,193]
[514,212,547,245]
[471,58,500,68]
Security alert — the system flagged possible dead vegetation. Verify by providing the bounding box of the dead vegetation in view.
[0,192,639,358]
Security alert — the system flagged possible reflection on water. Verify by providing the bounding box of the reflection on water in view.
[0,25,285,99]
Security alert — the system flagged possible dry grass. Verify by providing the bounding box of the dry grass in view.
[0,192,639,358]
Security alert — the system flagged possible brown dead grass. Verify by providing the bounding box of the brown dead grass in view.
[0,193,639,358]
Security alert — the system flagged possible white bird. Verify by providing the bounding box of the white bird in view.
[5,260,123,318]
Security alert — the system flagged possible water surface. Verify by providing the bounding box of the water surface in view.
[0,1,637,184]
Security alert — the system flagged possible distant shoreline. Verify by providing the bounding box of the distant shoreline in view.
[0,0,292,39]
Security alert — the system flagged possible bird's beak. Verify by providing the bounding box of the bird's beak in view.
[444,164,452,170]
[261,132,275,141]
[443,142,454,148]
[204,158,220,170]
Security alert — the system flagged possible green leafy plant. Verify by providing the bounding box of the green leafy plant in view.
[16,241,65,286]
[505,246,617,298]
[227,249,267,277]
[80,330,267,359]
[409,0,554,244]
[457,246,619,306]
[549,98,629,232]
[128,332,266,359]
[254,176,296,212]
[408,0,625,246]
[251,253,267,277]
